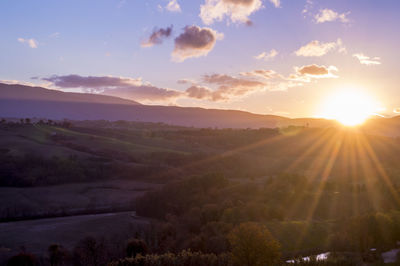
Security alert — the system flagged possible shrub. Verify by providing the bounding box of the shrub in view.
[228,222,281,266]
[125,238,148,258]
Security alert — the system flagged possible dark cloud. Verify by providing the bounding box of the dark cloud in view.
[288,64,338,82]
[177,79,195,85]
[43,74,142,88]
[43,75,181,102]
[245,20,253,26]
[186,85,218,100]
[141,26,173,47]
[222,0,254,6]
[172,25,223,62]
[297,64,338,78]
[298,64,329,76]
[103,85,182,101]
[184,73,267,101]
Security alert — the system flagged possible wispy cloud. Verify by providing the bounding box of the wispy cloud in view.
[269,0,281,8]
[117,0,126,9]
[172,25,223,62]
[314,8,349,24]
[17,38,38,48]
[240,69,282,80]
[200,0,262,25]
[181,63,340,102]
[141,26,173,47]
[42,75,182,102]
[0,79,37,87]
[353,53,381,65]
[50,32,60,38]
[302,0,314,16]
[295,38,345,57]
[254,49,278,61]
[166,0,181,12]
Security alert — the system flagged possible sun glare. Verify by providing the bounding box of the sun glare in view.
[318,89,379,126]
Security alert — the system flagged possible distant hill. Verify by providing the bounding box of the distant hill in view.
[0,83,140,105]
[0,99,289,128]
[0,83,289,128]
[1,83,399,134]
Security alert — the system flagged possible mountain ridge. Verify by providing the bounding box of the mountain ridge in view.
[1,83,400,134]
[0,83,141,105]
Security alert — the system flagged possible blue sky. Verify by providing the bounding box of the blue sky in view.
[1,0,399,118]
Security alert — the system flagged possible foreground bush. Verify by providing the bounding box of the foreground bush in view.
[109,250,233,266]
[229,222,281,266]
[73,237,108,266]
[126,238,148,258]
[7,252,37,266]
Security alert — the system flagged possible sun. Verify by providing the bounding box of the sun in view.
[318,89,379,126]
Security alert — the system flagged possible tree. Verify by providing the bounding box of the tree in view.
[228,222,281,266]
[7,252,37,266]
[48,244,69,266]
[73,237,107,266]
[61,120,72,128]
[126,238,148,258]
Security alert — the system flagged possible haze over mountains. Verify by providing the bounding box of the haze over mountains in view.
[1,83,399,134]
[0,83,141,105]
[0,83,288,128]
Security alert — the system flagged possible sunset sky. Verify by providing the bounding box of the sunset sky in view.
[1,0,399,118]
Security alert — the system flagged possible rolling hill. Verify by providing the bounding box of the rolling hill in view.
[1,83,400,134]
[0,83,141,105]
[0,83,289,128]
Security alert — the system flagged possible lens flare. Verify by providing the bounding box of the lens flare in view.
[318,89,379,126]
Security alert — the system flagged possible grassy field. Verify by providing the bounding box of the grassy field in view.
[0,180,160,221]
[0,212,150,261]
[2,121,400,264]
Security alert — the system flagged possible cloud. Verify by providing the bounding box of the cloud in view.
[50,32,60,38]
[314,8,349,23]
[293,64,338,79]
[254,49,278,61]
[240,69,282,80]
[42,75,182,102]
[353,53,381,66]
[182,73,268,102]
[172,25,223,62]
[199,0,262,25]
[101,85,182,102]
[43,75,142,88]
[195,73,267,101]
[180,63,341,102]
[269,0,280,8]
[0,79,37,87]
[141,26,173,47]
[302,0,313,15]
[185,85,225,101]
[177,79,196,85]
[394,108,400,114]
[17,38,38,48]
[166,0,181,12]
[295,38,345,57]
[203,73,265,88]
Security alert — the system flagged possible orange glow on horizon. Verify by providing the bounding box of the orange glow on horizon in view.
[317,89,382,126]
